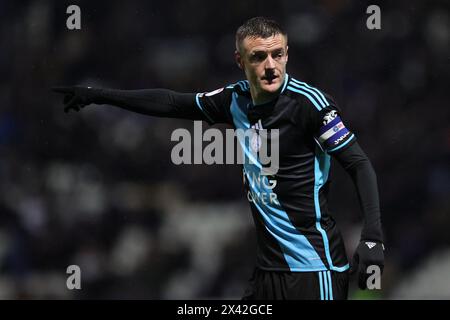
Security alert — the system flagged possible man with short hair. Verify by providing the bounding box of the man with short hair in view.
[53,16,384,300]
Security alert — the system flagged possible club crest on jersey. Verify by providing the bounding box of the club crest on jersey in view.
[323,110,338,125]
[250,120,263,153]
[251,135,262,153]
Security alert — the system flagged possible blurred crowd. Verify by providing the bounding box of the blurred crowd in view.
[0,0,449,299]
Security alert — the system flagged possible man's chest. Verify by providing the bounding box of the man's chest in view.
[230,95,315,157]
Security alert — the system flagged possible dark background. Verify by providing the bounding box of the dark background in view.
[0,0,449,299]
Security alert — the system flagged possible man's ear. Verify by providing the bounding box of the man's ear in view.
[286,45,289,63]
[235,50,243,70]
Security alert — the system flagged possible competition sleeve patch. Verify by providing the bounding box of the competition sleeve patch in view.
[196,87,228,124]
[317,110,355,152]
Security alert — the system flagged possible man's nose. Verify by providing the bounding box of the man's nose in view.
[265,55,276,69]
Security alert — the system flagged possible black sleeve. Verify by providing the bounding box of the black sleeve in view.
[90,88,210,121]
[332,141,384,243]
[300,93,356,154]
[195,86,234,125]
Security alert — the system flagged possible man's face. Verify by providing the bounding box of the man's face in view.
[236,34,288,99]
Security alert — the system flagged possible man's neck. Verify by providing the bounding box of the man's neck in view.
[251,90,278,106]
[249,75,285,106]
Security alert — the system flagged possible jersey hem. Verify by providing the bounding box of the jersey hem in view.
[256,264,349,273]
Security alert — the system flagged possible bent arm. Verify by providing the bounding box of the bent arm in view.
[332,141,383,242]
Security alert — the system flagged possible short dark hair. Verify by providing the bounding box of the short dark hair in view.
[235,17,287,52]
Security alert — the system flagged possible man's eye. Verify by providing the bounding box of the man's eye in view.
[251,53,267,62]
[273,52,284,59]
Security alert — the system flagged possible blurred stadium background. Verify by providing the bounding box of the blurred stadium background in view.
[0,0,449,299]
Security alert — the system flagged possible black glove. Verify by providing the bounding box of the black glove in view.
[349,241,385,290]
[52,86,100,113]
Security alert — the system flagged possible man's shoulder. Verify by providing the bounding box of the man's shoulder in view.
[226,79,249,90]
[225,80,252,97]
[283,75,336,112]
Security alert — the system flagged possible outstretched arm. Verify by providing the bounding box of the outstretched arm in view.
[52,86,206,121]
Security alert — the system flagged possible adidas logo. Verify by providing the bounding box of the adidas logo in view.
[365,242,377,249]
